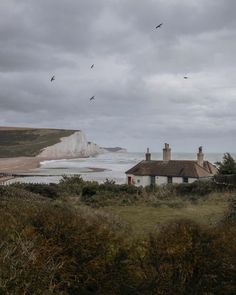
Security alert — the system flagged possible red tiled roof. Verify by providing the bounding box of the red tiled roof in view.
[125,160,217,178]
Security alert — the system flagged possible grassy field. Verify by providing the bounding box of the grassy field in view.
[0,127,76,157]
[103,194,230,236]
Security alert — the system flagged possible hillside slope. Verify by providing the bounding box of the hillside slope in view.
[0,127,100,158]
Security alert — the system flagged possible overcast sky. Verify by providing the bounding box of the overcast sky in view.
[0,0,236,152]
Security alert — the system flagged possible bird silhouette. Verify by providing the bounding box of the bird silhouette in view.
[91,64,94,69]
[90,96,95,101]
[183,76,188,79]
[50,75,55,82]
[156,23,163,29]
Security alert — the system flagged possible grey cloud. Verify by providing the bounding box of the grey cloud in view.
[0,0,236,152]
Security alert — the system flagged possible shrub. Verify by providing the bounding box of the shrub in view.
[139,219,236,295]
[0,194,235,294]
[11,183,59,199]
[223,198,236,222]
[215,153,236,175]
[0,185,42,200]
[174,180,216,197]
[81,184,98,203]
[0,201,135,294]
[58,175,86,196]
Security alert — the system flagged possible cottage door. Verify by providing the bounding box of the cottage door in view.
[128,176,132,185]
[150,176,155,185]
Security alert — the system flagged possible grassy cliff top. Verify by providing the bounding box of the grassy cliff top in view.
[0,127,77,158]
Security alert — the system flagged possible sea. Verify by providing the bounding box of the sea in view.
[5,152,236,185]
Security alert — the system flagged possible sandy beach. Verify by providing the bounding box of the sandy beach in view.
[0,156,110,185]
[0,157,41,173]
[0,157,107,175]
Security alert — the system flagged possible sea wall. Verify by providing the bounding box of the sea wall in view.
[37,131,103,159]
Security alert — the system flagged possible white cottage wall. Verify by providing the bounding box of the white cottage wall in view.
[126,175,151,187]
[172,177,183,184]
[127,175,199,187]
[134,175,151,187]
[156,176,167,185]
[170,177,197,184]
[188,178,198,183]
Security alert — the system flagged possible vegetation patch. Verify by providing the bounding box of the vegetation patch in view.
[0,177,235,294]
[0,127,76,157]
[0,196,235,294]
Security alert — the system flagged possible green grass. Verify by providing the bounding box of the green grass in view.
[103,195,229,236]
[0,127,76,157]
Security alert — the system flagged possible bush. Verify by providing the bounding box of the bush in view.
[11,183,59,199]
[0,185,42,200]
[215,153,236,175]
[139,219,236,294]
[223,198,236,222]
[81,184,98,203]
[174,180,216,197]
[58,175,85,196]
[0,194,235,294]
[0,201,135,294]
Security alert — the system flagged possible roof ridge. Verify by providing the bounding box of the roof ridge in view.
[203,161,216,174]
[194,161,212,174]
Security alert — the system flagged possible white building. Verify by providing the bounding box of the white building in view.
[125,144,217,187]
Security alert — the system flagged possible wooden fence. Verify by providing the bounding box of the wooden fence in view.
[214,174,236,187]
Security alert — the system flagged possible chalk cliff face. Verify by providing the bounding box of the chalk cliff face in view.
[37,131,103,159]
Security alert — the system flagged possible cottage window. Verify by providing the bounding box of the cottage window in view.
[183,177,188,183]
[167,176,172,184]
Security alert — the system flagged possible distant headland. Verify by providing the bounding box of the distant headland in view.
[0,126,126,174]
[102,147,127,153]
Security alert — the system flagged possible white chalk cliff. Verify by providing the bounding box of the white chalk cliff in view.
[37,131,103,159]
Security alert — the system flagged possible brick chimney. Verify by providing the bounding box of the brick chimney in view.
[197,146,204,166]
[145,148,151,161]
[163,143,171,161]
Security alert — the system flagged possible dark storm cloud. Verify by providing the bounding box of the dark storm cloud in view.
[0,0,235,152]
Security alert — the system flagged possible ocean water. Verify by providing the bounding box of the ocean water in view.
[6,152,235,185]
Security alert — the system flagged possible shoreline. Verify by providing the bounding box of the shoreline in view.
[0,155,100,173]
[0,156,108,184]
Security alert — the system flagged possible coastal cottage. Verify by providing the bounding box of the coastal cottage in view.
[125,144,217,187]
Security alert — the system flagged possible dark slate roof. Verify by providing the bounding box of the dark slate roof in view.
[125,160,217,178]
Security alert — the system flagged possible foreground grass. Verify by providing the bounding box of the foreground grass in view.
[102,194,229,236]
[0,180,235,294]
[10,177,233,236]
[0,197,235,294]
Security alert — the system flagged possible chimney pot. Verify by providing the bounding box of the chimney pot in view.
[145,148,151,161]
[197,146,204,166]
[163,143,171,161]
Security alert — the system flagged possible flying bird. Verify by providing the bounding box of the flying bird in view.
[89,96,95,101]
[50,75,55,82]
[91,64,94,69]
[155,23,163,29]
[183,76,189,79]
